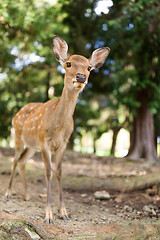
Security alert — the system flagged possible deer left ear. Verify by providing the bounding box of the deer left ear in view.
[53,35,69,65]
[89,47,110,69]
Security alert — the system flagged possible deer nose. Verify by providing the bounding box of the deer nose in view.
[76,73,86,83]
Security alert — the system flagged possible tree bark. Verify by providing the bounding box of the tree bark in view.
[110,115,129,156]
[93,135,96,154]
[110,127,120,156]
[127,91,159,163]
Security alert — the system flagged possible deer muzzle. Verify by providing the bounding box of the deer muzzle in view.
[76,73,86,83]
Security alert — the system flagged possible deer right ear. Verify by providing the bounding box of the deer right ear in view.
[89,47,110,69]
[53,36,69,65]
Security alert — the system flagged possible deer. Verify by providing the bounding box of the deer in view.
[5,36,110,223]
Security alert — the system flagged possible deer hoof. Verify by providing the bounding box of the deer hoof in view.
[45,207,53,224]
[5,189,12,199]
[61,215,70,221]
[24,193,31,201]
[60,206,69,220]
[44,218,53,224]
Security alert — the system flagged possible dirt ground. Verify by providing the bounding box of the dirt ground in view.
[0,147,160,239]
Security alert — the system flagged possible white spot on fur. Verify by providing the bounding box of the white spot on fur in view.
[19,121,23,125]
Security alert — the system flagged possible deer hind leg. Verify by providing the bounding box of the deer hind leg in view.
[5,137,24,199]
[18,147,35,200]
[5,142,35,200]
[41,148,53,224]
[55,147,68,220]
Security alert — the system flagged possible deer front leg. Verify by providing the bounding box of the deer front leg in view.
[41,149,53,224]
[55,147,68,220]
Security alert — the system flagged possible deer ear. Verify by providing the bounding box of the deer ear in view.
[53,36,69,65]
[89,47,110,69]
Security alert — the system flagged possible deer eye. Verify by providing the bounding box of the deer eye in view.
[66,62,71,68]
[87,66,92,71]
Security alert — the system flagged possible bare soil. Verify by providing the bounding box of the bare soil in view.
[0,147,160,239]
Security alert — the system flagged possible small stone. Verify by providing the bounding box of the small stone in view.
[39,193,47,198]
[115,197,122,203]
[81,193,88,198]
[94,191,111,200]
[142,211,149,217]
[143,205,151,212]
[101,216,107,221]
[108,218,112,223]
[77,210,83,213]
[123,205,133,212]
[151,209,157,216]
[137,211,142,215]
[29,216,36,220]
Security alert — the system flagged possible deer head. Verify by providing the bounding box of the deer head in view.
[53,36,110,92]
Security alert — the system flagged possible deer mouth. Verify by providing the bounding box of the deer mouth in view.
[73,80,87,86]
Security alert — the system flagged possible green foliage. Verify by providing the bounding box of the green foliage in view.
[0,0,160,148]
[103,0,160,113]
[0,0,66,139]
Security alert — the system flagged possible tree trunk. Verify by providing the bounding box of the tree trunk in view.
[93,136,96,154]
[110,127,120,156]
[127,92,159,163]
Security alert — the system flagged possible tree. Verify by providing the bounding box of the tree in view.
[100,0,160,162]
[108,113,129,156]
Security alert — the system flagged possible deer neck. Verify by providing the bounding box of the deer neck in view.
[53,85,79,125]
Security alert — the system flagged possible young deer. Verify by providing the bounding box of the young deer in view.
[5,36,110,223]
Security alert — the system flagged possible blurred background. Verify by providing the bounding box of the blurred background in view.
[0,0,160,161]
